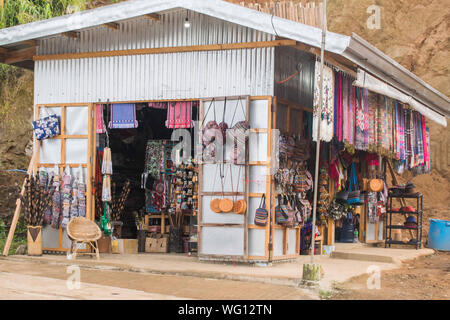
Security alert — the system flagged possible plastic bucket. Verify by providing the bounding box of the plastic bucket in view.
[428,219,450,251]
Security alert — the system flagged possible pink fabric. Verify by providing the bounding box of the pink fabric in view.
[96,104,105,134]
[165,101,193,129]
[421,115,429,164]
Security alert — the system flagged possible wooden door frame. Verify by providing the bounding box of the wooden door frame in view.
[35,103,95,252]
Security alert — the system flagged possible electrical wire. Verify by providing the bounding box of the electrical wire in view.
[270,0,279,37]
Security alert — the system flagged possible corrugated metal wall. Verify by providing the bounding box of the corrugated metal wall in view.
[35,10,275,104]
[274,46,315,108]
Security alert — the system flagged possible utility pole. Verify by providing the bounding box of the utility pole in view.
[303,0,326,282]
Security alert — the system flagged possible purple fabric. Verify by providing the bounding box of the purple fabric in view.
[109,104,138,129]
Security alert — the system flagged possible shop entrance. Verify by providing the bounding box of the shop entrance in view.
[94,101,199,254]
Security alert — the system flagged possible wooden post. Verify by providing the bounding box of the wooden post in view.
[2,153,35,256]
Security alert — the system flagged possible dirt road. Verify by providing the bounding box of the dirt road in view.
[0,259,314,300]
[330,252,450,300]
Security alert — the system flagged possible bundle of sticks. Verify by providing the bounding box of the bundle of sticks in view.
[169,209,184,229]
[20,173,56,226]
[110,180,131,221]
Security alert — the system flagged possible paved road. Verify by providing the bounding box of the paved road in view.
[0,259,314,300]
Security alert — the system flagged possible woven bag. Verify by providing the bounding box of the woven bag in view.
[254,194,268,226]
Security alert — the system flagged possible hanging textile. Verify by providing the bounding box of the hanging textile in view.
[333,71,344,143]
[363,89,370,150]
[60,172,72,229]
[342,76,349,143]
[108,103,138,129]
[145,140,164,179]
[367,93,377,152]
[422,115,429,167]
[355,88,366,150]
[96,104,106,134]
[148,102,168,109]
[77,179,86,218]
[165,101,194,129]
[51,176,61,229]
[101,147,113,175]
[312,61,334,142]
[70,178,79,219]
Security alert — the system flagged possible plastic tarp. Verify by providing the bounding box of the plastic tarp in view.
[353,69,447,127]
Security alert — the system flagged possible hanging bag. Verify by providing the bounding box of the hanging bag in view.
[254,194,268,226]
[275,195,289,225]
[32,108,60,140]
[347,163,362,205]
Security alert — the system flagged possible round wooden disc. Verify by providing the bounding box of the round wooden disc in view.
[219,198,234,213]
[233,200,247,214]
[210,198,222,213]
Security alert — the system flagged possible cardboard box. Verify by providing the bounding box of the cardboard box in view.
[145,235,168,253]
[111,239,138,254]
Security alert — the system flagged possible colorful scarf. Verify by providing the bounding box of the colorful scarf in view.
[109,103,138,129]
[313,61,334,142]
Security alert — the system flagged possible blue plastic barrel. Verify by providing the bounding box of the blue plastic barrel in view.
[428,219,450,251]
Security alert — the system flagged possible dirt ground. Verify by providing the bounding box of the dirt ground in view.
[0,258,314,300]
[330,251,450,300]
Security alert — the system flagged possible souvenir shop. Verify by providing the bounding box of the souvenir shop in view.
[7,0,447,261]
[305,60,432,248]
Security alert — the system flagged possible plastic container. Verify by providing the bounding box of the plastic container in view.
[428,219,450,251]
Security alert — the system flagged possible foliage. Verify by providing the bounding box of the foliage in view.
[0,215,27,255]
[0,0,87,29]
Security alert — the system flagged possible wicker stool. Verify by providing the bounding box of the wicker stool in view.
[67,217,102,259]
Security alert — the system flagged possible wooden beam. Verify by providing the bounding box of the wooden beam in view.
[33,40,297,61]
[2,153,36,256]
[293,41,357,77]
[144,13,161,21]
[3,46,36,64]
[62,31,80,39]
[103,22,120,30]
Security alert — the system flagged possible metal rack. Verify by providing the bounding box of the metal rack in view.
[385,193,423,250]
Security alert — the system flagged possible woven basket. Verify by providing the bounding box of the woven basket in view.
[210,198,221,213]
[219,198,234,213]
[67,217,102,242]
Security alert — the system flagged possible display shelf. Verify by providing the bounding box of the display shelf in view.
[386,225,422,230]
[385,193,423,250]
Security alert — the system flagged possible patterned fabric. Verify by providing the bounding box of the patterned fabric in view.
[145,140,164,179]
[313,61,334,142]
[165,101,194,129]
[32,114,60,140]
[355,88,366,150]
[108,103,138,129]
[96,104,106,134]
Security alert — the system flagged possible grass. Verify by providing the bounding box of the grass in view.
[0,216,27,256]
[318,289,332,300]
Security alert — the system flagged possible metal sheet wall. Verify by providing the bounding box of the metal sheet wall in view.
[35,11,275,104]
[274,46,315,108]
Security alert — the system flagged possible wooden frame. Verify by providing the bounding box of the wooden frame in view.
[35,103,95,253]
[33,40,297,61]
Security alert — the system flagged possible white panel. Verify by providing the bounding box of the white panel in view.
[66,106,89,135]
[65,139,88,164]
[249,99,268,128]
[202,164,245,193]
[378,221,384,240]
[288,228,297,255]
[248,228,266,257]
[273,228,284,256]
[367,222,376,241]
[201,196,245,224]
[249,165,267,194]
[42,225,59,249]
[40,139,61,164]
[201,227,244,256]
[249,132,267,162]
[39,106,62,118]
